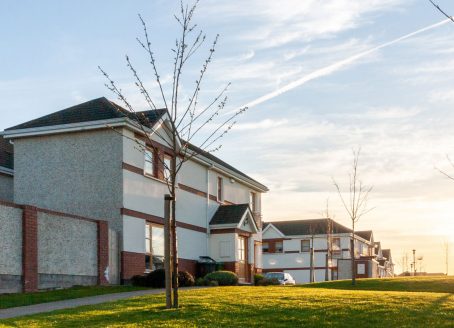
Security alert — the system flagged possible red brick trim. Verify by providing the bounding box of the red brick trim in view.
[262,238,291,242]
[0,199,22,209]
[315,249,329,253]
[22,206,38,292]
[121,251,146,280]
[176,221,207,233]
[178,258,197,277]
[122,162,144,175]
[97,221,109,285]
[121,208,207,233]
[121,208,164,225]
[179,183,207,198]
[285,250,300,254]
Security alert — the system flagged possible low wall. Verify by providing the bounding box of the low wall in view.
[0,200,109,293]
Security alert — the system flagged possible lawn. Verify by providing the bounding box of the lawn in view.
[0,277,453,327]
[0,285,145,310]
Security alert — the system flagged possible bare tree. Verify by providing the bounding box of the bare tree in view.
[322,199,334,281]
[333,148,373,285]
[429,1,454,23]
[99,1,247,308]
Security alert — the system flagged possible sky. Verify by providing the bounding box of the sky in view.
[1,0,453,275]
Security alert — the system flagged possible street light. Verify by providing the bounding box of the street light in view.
[412,249,416,276]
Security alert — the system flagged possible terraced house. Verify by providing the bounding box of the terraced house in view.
[0,97,268,293]
[261,219,394,283]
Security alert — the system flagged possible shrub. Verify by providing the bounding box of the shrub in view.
[257,278,280,286]
[130,275,146,287]
[204,271,238,286]
[195,277,206,286]
[208,280,219,287]
[178,271,195,287]
[254,274,264,286]
[144,269,166,288]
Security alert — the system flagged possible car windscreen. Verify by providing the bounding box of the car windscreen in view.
[265,273,284,279]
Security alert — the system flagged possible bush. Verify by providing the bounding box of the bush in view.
[257,278,280,286]
[204,271,238,286]
[254,274,264,286]
[131,275,147,287]
[178,271,195,287]
[195,277,206,286]
[208,280,219,287]
[144,269,166,288]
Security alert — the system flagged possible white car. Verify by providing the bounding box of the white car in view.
[264,272,296,285]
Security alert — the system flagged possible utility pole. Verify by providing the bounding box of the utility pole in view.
[164,194,173,309]
[412,249,416,276]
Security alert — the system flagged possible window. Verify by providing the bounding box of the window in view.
[357,263,366,275]
[219,241,231,258]
[217,177,223,201]
[164,154,172,182]
[262,242,269,253]
[275,241,283,253]
[144,149,154,176]
[238,237,246,261]
[301,239,311,252]
[332,237,341,255]
[250,192,257,212]
[145,223,165,271]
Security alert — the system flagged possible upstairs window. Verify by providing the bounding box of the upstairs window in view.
[301,239,311,252]
[164,154,172,182]
[250,192,257,212]
[217,177,223,201]
[332,237,341,255]
[144,149,155,176]
[262,242,269,253]
[275,241,283,253]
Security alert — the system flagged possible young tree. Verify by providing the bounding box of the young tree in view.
[99,1,247,308]
[333,148,373,285]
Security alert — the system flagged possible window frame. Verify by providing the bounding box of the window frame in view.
[217,176,223,202]
[332,237,341,255]
[262,242,269,253]
[163,153,173,182]
[275,241,283,253]
[144,148,155,177]
[301,239,311,252]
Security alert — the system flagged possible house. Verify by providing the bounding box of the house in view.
[262,219,393,283]
[0,97,268,292]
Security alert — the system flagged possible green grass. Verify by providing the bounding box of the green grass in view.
[1,277,453,327]
[0,285,146,310]
[303,276,454,293]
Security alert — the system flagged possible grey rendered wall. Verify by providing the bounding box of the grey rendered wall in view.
[0,204,22,293]
[0,173,14,201]
[14,129,123,231]
[37,212,98,289]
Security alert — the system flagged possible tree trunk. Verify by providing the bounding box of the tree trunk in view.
[171,150,179,308]
[351,223,356,286]
[164,194,172,308]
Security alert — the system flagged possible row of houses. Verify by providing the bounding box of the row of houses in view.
[0,97,393,291]
[262,219,394,283]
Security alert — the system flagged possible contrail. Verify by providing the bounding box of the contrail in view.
[237,18,451,111]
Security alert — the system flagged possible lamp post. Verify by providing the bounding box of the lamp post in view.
[412,249,416,276]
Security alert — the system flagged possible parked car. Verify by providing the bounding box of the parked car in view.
[264,272,296,285]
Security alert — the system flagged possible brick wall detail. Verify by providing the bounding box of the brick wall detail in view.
[22,205,38,292]
[121,251,145,281]
[97,221,109,285]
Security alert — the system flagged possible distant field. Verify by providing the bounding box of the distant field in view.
[1,277,453,327]
[303,276,454,293]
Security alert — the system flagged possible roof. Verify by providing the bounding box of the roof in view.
[356,230,373,241]
[0,137,13,170]
[382,249,391,259]
[5,97,267,191]
[187,143,268,191]
[5,97,167,131]
[263,219,352,236]
[210,204,250,226]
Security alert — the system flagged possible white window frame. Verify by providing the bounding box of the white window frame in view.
[217,177,223,202]
[144,149,155,176]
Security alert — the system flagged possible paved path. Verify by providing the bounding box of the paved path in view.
[0,287,203,320]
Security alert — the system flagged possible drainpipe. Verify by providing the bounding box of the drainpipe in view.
[206,164,213,256]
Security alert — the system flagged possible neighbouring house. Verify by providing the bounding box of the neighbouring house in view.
[261,219,393,284]
[0,97,268,292]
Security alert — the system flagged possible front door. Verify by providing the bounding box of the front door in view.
[238,236,248,282]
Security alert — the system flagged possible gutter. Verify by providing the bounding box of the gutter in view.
[0,166,13,176]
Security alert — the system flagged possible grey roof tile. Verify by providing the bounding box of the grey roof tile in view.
[210,204,250,226]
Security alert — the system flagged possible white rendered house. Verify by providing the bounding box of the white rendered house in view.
[262,219,392,283]
[0,97,268,289]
